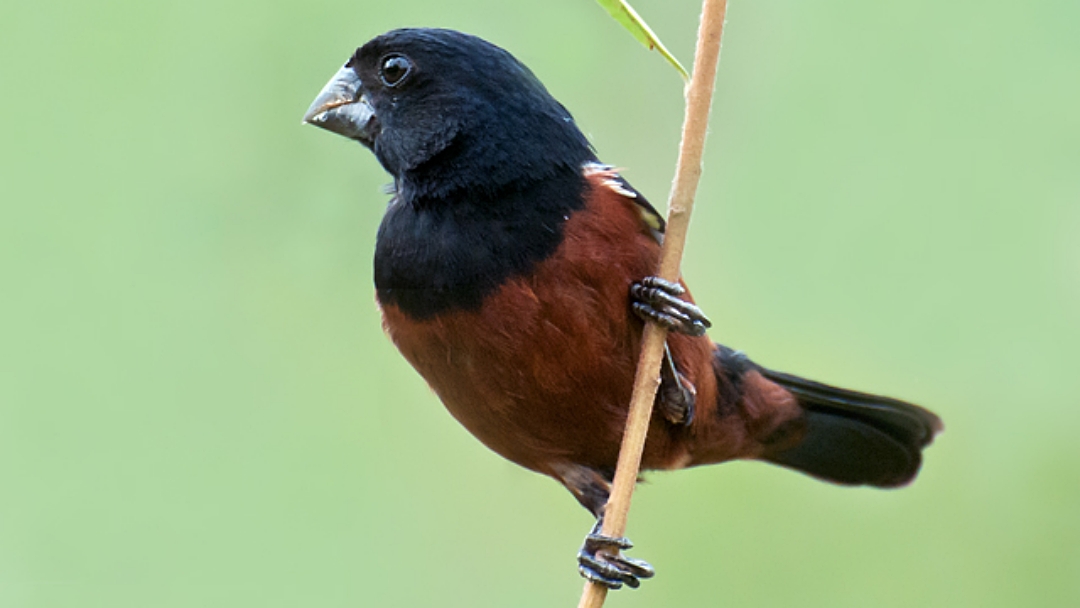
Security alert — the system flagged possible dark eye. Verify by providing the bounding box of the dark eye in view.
[380,55,412,87]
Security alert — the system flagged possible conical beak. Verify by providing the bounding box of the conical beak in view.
[302,65,377,145]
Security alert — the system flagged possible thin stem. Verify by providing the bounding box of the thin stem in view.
[576,1,728,606]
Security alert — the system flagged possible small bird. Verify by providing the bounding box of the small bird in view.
[303,28,942,590]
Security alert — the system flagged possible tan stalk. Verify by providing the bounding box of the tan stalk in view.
[576,0,729,606]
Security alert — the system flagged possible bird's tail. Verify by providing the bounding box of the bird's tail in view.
[716,346,943,488]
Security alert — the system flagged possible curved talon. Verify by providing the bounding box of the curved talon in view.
[631,302,709,337]
[578,556,638,589]
[632,302,674,328]
[607,552,654,579]
[633,285,691,311]
[630,276,712,337]
[578,552,652,589]
[685,321,709,337]
[640,276,685,295]
[657,306,702,330]
[577,521,655,590]
[658,353,696,426]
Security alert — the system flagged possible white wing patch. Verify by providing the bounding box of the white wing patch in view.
[582,162,666,240]
[583,162,639,199]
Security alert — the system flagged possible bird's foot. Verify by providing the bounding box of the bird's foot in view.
[577,520,655,590]
[658,354,696,426]
[630,276,711,337]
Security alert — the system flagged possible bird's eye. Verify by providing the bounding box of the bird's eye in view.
[380,55,413,87]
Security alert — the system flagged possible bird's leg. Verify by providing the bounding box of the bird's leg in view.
[632,277,706,425]
[656,344,695,426]
[556,464,655,590]
[630,276,711,337]
[577,515,656,590]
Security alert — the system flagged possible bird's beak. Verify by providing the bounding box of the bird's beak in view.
[302,65,376,145]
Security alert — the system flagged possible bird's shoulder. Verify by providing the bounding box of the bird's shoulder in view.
[582,162,665,244]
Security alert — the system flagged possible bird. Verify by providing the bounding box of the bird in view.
[302,27,943,590]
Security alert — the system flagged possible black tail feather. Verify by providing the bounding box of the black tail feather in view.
[757,366,943,488]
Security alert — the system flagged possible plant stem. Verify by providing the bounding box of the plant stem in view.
[576,0,728,606]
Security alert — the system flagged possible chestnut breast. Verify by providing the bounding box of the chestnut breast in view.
[379,178,717,475]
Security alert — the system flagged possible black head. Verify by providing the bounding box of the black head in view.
[304,28,595,202]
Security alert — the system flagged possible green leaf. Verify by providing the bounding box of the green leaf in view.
[596,0,689,81]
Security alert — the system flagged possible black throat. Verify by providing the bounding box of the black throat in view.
[373,166,588,319]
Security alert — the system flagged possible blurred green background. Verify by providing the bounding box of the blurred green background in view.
[2,0,1078,606]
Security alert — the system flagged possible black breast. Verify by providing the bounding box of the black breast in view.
[373,170,587,319]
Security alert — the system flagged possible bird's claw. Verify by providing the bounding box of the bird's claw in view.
[577,523,655,590]
[658,359,696,426]
[630,276,711,337]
